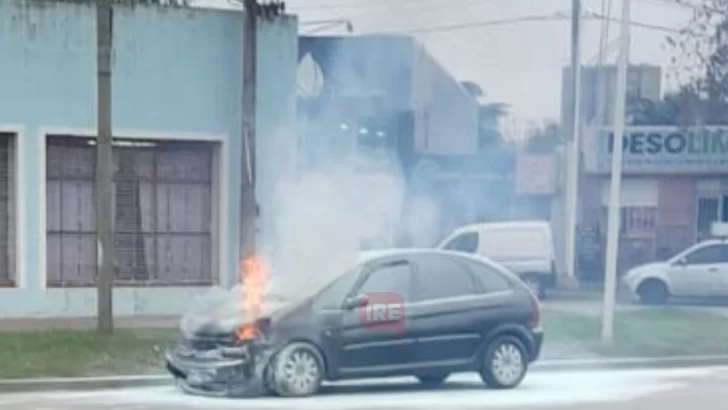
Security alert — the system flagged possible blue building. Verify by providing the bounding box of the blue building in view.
[0,0,298,317]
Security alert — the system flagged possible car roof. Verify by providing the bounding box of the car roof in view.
[693,238,728,247]
[356,248,522,283]
[358,247,505,268]
[452,220,551,234]
[358,248,462,262]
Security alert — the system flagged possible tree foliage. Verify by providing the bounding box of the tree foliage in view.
[667,0,728,124]
[477,102,509,150]
[524,122,561,153]
[460,81,484,98]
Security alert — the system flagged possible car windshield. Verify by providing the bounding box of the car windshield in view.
[179,264,359,337]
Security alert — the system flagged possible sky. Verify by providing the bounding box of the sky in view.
[194,0,694,126]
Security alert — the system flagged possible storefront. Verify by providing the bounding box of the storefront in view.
[580,126,728,278]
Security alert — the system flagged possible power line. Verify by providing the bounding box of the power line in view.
[639,0,726,14]
[360,11,683,35]
[637,0,695,9]
[291,0,705,35]
[290,0,704,15]
[585,12,685,33]
[289,0,503,11]
[374,12,571,35]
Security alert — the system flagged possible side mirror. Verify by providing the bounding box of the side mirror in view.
[344,294,369,310]
[675,257,687,266]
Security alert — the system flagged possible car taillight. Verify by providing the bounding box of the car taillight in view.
[530,293,541,329]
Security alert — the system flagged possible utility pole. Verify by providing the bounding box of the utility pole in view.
[594,0,613,126]
[95,0,114,335]
[240,0,259,267]
[563,0,582,288]
[601,0,631,344]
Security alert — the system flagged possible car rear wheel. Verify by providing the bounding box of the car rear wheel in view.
[416,373,449,387]
[637,280,668,305]
[266,342,324,397]
[479,335,528,389]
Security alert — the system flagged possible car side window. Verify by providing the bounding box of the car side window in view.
[443,232,479,253]
[312,267,361,310]
[459,258,512,293]
[684,244,728,265]
[356,260,413,302]
[415,256,478,301]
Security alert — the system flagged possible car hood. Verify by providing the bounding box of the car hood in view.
[179,286,300,337]
[624,261,670,284]
[628,261,669,274]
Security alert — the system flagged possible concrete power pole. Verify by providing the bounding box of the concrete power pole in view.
[563,0,582,288]
[240,0,259,266]
[95,0,114,335]
[601,0,631,344]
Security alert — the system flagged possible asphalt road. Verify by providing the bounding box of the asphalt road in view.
[0,366,726,409]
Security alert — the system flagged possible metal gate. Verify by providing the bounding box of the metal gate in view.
[0,134,13,286]
[46,136,215,286]
[598,206,658,276]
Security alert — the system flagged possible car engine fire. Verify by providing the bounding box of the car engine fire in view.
[236,256,267,342]
[166,254,282,398]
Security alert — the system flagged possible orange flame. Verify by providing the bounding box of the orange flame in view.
[235,255,268,341]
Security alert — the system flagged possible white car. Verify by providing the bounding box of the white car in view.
[623,238,728,305]
[437,221,557,299]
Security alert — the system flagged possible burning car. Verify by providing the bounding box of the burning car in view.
[165,249,543,397]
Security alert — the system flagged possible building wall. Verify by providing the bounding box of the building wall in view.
[410,42,479,155]
[561,64,662,127]
[0,0,298,317]
[579,126,728,277]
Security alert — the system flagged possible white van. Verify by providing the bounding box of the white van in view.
[437,221,557,298]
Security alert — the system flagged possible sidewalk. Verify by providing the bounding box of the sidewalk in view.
[0,316,179,332]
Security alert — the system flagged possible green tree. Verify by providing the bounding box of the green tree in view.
[525,122,561,153]
[478,102,509,150]
[667,0,728,124]
[626,95,677,125]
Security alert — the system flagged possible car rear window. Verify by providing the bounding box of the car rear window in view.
[415,256,478,301]
[459,258,512,293]
[442,232,479,253]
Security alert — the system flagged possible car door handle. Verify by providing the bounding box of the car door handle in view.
[708,268,719,273]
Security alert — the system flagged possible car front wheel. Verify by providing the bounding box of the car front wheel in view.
[479,335,528,389]
[266,342,324,397]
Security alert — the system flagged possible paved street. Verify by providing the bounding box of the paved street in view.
[0,366,726,409]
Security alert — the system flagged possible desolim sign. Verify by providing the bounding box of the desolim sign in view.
[586,126,728,174]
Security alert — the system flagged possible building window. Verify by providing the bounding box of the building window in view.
[0,134,14,287]
[46,136,216,287]
[620,207,657,237]
[600,206,657,238]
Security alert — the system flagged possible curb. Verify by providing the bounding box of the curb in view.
[0,375,172,393]
[2,356,728,393]
[532,355,728,371]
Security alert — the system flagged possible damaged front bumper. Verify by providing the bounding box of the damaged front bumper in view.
[165,337,275,397]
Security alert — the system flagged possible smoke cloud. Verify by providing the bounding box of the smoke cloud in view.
[268,155,406,296]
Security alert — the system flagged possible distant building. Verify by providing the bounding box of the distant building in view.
[580,126,728,278]
[295,35,498,246]
[296,35,480,165]
[561,64,662,127]
[555,64,662,283]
